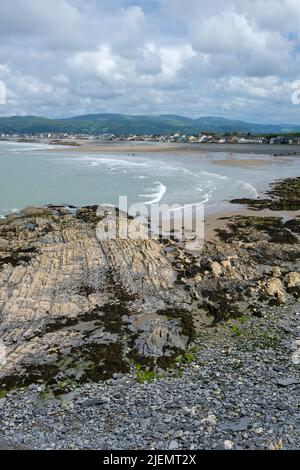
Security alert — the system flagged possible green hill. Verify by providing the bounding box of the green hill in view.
[0,113,299,135]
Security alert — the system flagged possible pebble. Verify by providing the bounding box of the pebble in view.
[277,377,300,387]
[0,304,299,450]
[168,440,179,450]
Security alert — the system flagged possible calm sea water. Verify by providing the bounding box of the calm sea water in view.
[1,141,300,218]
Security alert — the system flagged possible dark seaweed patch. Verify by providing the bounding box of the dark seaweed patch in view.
[231,176,300,211]
[76,206,104,225]
[0,247,37,267]
[215,216,298,245]
[0,341,129,394]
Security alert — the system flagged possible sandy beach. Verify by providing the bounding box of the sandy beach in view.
[212,158,270,167]
[155,205,300,248]
[49,140,300,157]
[49,140,300,158]
[50,141,185,154]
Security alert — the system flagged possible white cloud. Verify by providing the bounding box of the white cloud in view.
[159,44,196,78]
[68,46,125,82]
[0,0,300,122]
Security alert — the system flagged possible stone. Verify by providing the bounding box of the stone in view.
[82,398,109,407]
[163,246,175,254]
[210,261,222,278]
[173,430,184,439]
[224,440,234,450]
[140,419,151,430]
[291,339,300,365]
[168,440,179,450]
[285,272,300,288]
[221,259,232,271]
[193,274,203,284]
[271,267,282,278]
[277,377,300,387]
[275,402,289,411]
[261,278,285,304]
[220,417,251,432]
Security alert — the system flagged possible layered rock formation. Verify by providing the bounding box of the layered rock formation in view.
[0,202,300,394]
[0,206,197,392]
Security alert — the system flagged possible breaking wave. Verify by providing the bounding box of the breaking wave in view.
[139,182,167,205]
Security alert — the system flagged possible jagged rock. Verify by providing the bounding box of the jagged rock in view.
[285,272,300,288]
[271,267,282,278]
[193,274,202,284]
[221,259,232,270]
[210,261,222,278]
[260,278,286,304]
[145,323,188,356]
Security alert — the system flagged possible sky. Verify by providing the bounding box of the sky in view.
[1,0,300,123]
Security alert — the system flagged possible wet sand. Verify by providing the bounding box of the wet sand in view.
[50,142,184,154]
[49,141,300,157]
[158,207,300,247]
[212,158,270,167]
[204,208,300,241]
[154,206,299,248]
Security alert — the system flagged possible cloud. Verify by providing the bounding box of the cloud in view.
[0,0,299,122]
[0,0,82,48]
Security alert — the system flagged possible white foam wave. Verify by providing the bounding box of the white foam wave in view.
[199,170,229,180]
[0,208,20,218]
[180,167,229,181]
[168,198,209,213]
[19,146,55,151]
[0,142,54,151]
[238,180,259,198]
[76,155,150,169]
[139,181,167,205]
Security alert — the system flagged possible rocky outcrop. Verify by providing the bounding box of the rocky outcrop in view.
[285,272,300,288]
[210,261,222,278]
[0,206,196,392]
[259,278,286,304]
[0,204,300,393]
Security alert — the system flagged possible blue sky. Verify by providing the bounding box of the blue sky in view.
[0,0,300,123]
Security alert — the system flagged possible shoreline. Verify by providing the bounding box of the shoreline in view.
[45,140,300,157]
[1,204,300,243]
[2,137,300,157]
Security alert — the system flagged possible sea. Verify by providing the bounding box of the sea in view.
[1,141,300,219]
